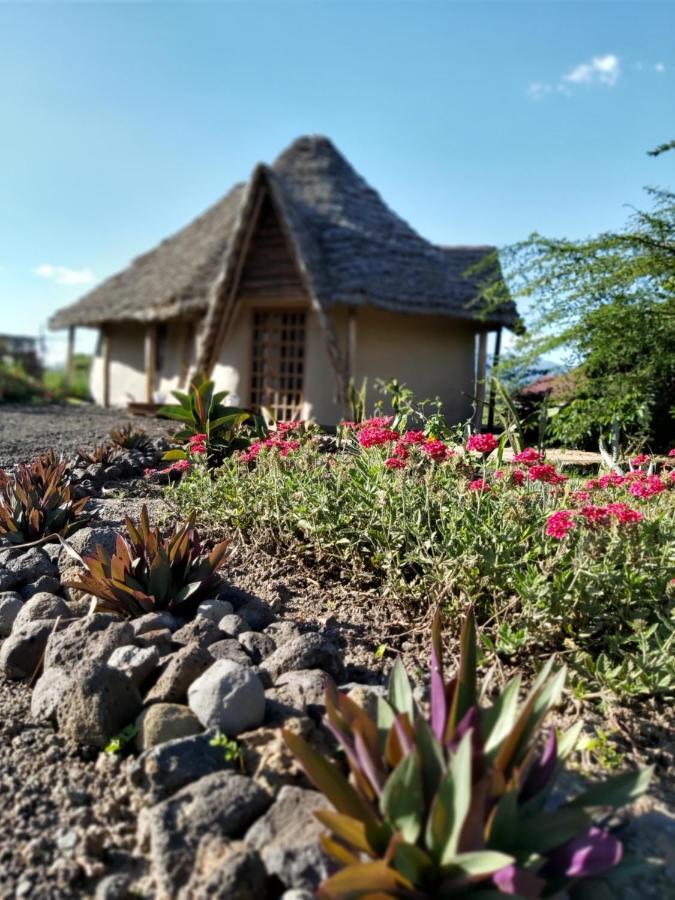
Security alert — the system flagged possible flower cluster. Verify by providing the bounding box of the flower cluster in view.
[239,433,301,464]
[468,478,490,492]
[528,463,568,485]
[144,458,191,478]
[513,447,543,465]
[466,432,498,455]
[630,454,650,467]
[546,510,576,539]
[628,474,667,499]
[421,438,454,462]
[546,501,644,539]
[357,425,399,448]
[188,433,208,455]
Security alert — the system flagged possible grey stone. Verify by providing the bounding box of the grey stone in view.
[280,892,314,900]
[20,575,63,599]
[128,731,227,802]
[135,628,173,655]
[0,568,20,592]
[196,598,234,623]
[264,620,301,643]
[95,874,132,900]
[138,771,271,896]
[58,527,117,574]
[145,643,213,704]
[267,669,330,722]
[179,838,267,900]
[4,547,56,585]
[218,614,252,638]
[132,611,180,635]
[0,592,23,637]
[208,639,251,667]
[245,786,331,890]
[12,593,71,631]
[345,683,387,719]
[31,666,72,722]
[173,617,222,648]
[134,703,202,751]
[56,662,143,749]
[260,633,343,683]
[108,644,159,687]
[0,618,54,679]
[188,660,265,736]
[238,630,276,663]
[237,596,275,630]
[44,614,134,669]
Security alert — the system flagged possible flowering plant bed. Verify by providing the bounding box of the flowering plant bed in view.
[169,421,675,700]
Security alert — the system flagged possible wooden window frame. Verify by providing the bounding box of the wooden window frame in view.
[249,308,307,421]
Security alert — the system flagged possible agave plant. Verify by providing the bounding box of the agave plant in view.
[109,425,153,452]
[285,611,652,898]
[77,443,120,466]
[63,505,229,617]
[159,372,264,466]
[0,451,89,545]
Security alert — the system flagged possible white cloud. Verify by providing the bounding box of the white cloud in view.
[563,54,620,87]
[35,264,95,286]
[655,62,666,73]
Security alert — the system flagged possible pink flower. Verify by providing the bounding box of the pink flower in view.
[468,478,491,492]
[597,473,626,489]
[579,504,611,525]
[170,459,190,472]
[385,457,406,470]
[629,475,667,499]
[513,448,543,466]
[571,490,591,504]
[190,442,207,455]
[529,464,568,485]
[466,433,498,455]
[630,454,650,467]
[606,502,644,525]
[669,449,675,458]
[401,430,426,445]
[422,439,454,462]
[494,469,505,480]
[276,420,304,433]
[189,433,208,444]
[391,442,409,460]
[358,426,399,448]
[546,510,576,539]
[511,469,526,486]
[143,467,157,477]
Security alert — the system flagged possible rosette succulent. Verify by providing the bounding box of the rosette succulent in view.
[285,611,652,898]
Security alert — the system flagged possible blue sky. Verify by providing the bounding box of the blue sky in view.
[0,0,673,363]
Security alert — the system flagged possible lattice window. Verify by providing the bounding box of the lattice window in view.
[250,310,306,421]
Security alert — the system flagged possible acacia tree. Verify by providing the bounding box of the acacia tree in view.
[487,144,675,449]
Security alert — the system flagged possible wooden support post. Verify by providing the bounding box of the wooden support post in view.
[101,328,111,408]
[487,327,502,431]
[347,308,357,383]
[473,331,489,429]
[145,323,157,404]
[65,326,75,391]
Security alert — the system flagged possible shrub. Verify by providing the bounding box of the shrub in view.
[286,611,652,898]
[0,450,89,545]
[168,434,674,697]
[63,504,229,617]
[109,425,153,452]
[158,372,262,470]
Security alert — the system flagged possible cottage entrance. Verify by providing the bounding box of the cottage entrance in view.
[250,309,306,420]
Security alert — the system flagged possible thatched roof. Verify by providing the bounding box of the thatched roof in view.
[50,136,517,332]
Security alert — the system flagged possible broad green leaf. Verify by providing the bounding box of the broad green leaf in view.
[380,749,423,843]
[426,730,472,865]
[567,766,653,810]
[506,807,591,854]
[393,842,434,885]
[414,716,445,806]
[377,697,396,751]
[162,449,188,461]
[441,849,515,881]
[482,675,522,757]
[157,406,194,423]
[388,657,414,718]
[446,610,477,740]
[317,860,414,898]
[316,810,372,854]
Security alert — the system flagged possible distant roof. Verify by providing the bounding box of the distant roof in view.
[50,135,517,331]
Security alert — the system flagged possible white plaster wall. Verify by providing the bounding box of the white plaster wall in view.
[89,323,145,406]
[210,304,254,406]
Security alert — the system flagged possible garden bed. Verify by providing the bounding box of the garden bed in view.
[0,410,673,898]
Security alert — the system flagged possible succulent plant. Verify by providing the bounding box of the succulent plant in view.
[159,372,264,466]
[77,443,120,466]
[285,611,652,898]
[109,425,153,452]
[0,450,89,545]
[63,505,229,617]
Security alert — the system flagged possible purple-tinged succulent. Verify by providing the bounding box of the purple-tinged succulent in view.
[285,610,652,898]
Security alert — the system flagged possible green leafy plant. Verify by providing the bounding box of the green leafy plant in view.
[159,372,263,466]
[104,723,139,754]
[109,425,153,452]
[209,731,245,771]
[285,610,652,898]
[77,443,120,466]
[0,450,89,545]
[63,504,229,617]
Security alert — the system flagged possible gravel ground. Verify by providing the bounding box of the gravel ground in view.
[0,404,173,468]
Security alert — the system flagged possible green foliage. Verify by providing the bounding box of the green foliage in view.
[158,372,263,466]
[494,173,675,449]
[109,425,153,452]
[209,731,245,770]
[0,359,53,404]
[168,438,674,698]
[0,450,90,545]
[63,504,229,617]
[286,611,652,898]
[104,723,138,754]
[43,354,91,401]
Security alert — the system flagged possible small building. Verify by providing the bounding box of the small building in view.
[50,136,517,424]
